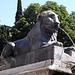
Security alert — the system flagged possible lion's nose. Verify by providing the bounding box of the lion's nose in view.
[55,21,60,25]
[55,18,60,24]
[54,15,60,24]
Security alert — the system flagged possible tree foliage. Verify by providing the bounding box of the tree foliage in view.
[23,3,41,29]
[0,25,9,53]
[11,17,30,41]
[15,0,22,23]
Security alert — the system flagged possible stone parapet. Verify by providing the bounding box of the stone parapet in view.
[0,45,54,70]
[0,45,75,74]
[0,59,72,75]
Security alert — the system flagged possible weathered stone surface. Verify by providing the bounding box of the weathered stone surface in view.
[0,60,50,75]
[0,45,54,70]
[0,59,72,75]
[18,69,49,75]
[0,45,75,75]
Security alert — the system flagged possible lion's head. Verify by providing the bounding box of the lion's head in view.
[37,10,60,34]
[28,10,60,42]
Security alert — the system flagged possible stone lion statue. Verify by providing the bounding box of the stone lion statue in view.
[1,10,62,58]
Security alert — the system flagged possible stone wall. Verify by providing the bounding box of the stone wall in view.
[0,60,72,75]
[0,45,75,75]
[0,45,54,70]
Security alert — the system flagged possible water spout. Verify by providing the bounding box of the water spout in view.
[59,27,75,46]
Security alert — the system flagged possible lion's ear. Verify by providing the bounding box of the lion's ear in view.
[37,16,41,22]
[37,12,46,22]
[37,13,41,22]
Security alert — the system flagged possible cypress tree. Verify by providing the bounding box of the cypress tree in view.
[15,0,22,23]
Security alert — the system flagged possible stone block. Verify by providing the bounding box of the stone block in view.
[0,45,75,75]
[0,60,72,75]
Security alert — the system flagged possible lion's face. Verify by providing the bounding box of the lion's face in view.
[38,11,60,33]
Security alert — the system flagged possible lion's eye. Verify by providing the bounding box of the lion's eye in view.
[49,14,54,18]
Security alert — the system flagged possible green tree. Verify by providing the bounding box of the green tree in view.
[0,25,9,53]
[41,1,60,12]
[70,11,75,23]
[11,17,30,41]
[15,0,22,23]
[23,3,41,29]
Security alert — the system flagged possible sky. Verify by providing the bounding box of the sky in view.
[0,0,75,27]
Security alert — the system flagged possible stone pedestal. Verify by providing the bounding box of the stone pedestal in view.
[0,45,54,70]
[0,59,72,75]
[0,45,75,75]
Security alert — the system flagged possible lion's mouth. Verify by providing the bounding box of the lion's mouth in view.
[44,23,58,33]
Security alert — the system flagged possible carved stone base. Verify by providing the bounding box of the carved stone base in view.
[0,45,54,70]
[0,45,75,75]
[0,59,72,75]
